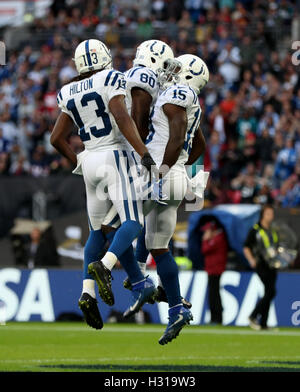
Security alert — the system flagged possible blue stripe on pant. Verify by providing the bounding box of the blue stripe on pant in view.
[113,150,130,221]
[122,150,141,224]
[113,150,142,224]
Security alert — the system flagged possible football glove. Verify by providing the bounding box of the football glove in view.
[141,152,159,182]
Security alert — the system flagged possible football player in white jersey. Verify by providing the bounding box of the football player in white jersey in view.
[50,39,158,329]
[82,40,176,326]
[144,54,209,344]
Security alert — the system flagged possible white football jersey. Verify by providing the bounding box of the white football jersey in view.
[125,65,159,113]
[57,68,126,152]
[146,84,201,170]
[119,65,159,151]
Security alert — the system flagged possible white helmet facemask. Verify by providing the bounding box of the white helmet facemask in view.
[157,58,182,90]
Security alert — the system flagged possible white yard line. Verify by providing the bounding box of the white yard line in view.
[3,355,297,365]
[0,356,235,364]
[2,324,300,337]
[1,355,300,367]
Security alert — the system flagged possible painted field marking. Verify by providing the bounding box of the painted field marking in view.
[2,324,300,337]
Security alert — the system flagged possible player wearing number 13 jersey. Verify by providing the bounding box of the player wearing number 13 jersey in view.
[51,39,157,327]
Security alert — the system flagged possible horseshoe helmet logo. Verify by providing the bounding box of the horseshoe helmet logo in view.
[189,58,204,76]
[150,41,166,56]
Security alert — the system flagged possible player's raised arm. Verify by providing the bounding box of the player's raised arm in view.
[50,112,77,167]
[159,103,187,176]
[185,125,206,166]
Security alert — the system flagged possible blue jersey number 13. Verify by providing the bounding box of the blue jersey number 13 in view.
[66,92,112,142]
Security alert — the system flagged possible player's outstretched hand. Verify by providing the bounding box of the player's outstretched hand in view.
[141,152,159,182]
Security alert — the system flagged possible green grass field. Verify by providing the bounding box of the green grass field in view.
[0,322,300,372]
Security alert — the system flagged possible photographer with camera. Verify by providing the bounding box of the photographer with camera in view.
[243,204,278,330]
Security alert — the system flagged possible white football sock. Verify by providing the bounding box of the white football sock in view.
[101,251,118,271]
[82,279,96,298]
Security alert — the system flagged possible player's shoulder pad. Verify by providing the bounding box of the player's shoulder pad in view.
[159,84,197,107]
[99,68,126,92]
[56,83,69,107]
[125,66,157,91]
[126,65,157,80]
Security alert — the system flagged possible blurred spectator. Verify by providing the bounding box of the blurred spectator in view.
[178,9,194,32]
[30,144,51,177]
[274,136,297,187]
[201,220,228,325]
[217,40,241,88]
[0,0,297,210]
[231,174,258,204]
[136,17,153,39]
[26,227,60,268]
[206,130,223,178]
[0,128,10,153]
[281,163,300,207]
[219,138,244,184]
[236,108,257,149]
[257,104,279,137]
[0,152,9,176]
[254,184,274,205]
[257,129,274,170]
[208,105,225,143]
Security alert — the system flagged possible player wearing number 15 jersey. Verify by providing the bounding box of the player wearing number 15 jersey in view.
[51,39,157,328]
[144,54,209,344]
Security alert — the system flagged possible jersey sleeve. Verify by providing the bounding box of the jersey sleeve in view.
[103,70,127,102]
[159,85,195,109]
[56,88,68,114]
[125,67,158,102]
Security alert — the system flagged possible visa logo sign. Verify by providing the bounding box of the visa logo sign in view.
[0,269,54,322]
[148,271,278,327]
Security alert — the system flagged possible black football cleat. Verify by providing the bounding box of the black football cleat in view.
[88,260,114,306]
[123,276,132,291]
[153,286,192,309]
[78,293,103,330]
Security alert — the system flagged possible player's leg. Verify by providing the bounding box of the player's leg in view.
[79,155,114,327]
[102,150,144,263]
[147,204,193,345]
[104,229,147,289]
[146,173,193,344]
[89,150,154,306]
[108,150,155,315]
[123,226,148,290]
[79,229,106,330]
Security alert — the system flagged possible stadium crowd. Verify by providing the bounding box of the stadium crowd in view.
[0,0,299,208]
